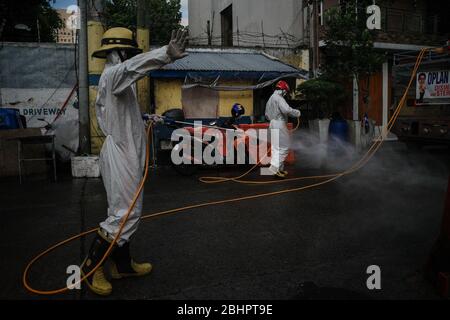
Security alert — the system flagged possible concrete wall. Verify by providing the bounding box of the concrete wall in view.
[189,0,304,48]
[0,42,79,160]
[154,79,184,115]
[218,81,253,117]
[154,78,254,118]
[0,42,77,128]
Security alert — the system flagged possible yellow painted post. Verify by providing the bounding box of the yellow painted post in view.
[87,21,105,154]
[154,79,183,115]
[137,27,150,112]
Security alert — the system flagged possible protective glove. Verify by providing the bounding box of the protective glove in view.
[167,29,189,61]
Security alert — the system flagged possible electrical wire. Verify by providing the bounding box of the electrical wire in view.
[26,62,76,124]
[189,30,306,48]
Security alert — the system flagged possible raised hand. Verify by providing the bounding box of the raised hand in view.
[167,29,189,61]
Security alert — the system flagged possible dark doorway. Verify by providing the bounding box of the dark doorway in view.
[221,5,233,47]
[253,87,273,122]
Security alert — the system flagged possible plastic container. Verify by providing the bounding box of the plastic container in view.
[329,119,349,142]
[0,108,21,130]
[71,156,101,178]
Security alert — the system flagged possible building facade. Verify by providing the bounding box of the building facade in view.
[316,0,449,133]
[55,9,76,44]
[149,48,304,119]
[319,0,448,51]
[188,0,305,49]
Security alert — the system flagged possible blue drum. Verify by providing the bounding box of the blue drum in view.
[0,108,21,130]
[329,118,349,142]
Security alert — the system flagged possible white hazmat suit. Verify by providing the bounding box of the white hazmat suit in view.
[95,47,173,246]
[265,90,301,174]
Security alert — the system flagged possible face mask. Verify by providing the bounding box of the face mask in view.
[117,50,128,62]
[277,90,287,97]
[106,51,122,66]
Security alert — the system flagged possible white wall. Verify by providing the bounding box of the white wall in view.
[189,0,213,44]
[1,88,79,161]
[0,43,79,160]
[189,0,304,48]
[1,88,75,128]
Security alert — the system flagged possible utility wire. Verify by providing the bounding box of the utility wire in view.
[26,62,76,124]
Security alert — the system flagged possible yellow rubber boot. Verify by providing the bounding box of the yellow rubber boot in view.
[110,259,153,279]
[82,265,112,296]
[110,242,152,279]
[274,170,287,179]
[81,230,115,296]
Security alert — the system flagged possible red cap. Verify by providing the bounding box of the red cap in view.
[276,80,290,92]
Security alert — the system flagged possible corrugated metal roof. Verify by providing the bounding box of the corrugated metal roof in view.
[162,50,300,73]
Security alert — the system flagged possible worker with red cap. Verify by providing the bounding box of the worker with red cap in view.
[265,80,301,178]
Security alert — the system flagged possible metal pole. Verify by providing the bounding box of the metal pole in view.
[36,19,40,43]
[78,0,91,154]
[236,16,240,47]
[137,0,150,113]
[315,0,320,73]
[137,0,146,28]
[312,0,318,77]
[207,20,212,45]
[87,0,105,154]
[261,20,265,48]
[308,2,314,78]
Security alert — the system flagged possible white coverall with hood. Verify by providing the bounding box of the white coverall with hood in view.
[95,47,172,246]
[265,90,301,173]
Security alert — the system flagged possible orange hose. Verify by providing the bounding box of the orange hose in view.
[23,124,153,295]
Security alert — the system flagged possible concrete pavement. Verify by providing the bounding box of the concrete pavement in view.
[1,141,449,300]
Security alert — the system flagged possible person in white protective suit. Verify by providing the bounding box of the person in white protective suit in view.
[81,27,188,296]
[265,80,301,179]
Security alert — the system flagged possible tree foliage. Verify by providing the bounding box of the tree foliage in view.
[297,78,346,119]
[322,0,384,82]
[0,0,62,42]
[104,0,182,45]
[104,0,136,30]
